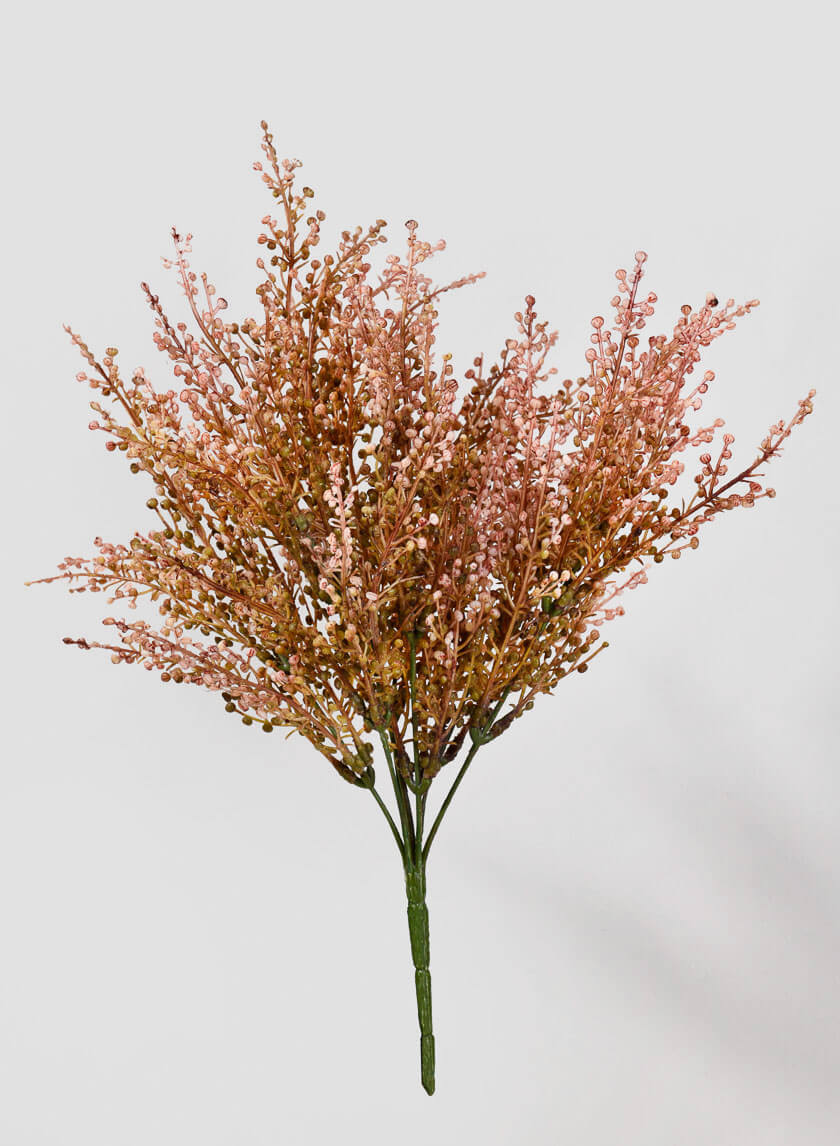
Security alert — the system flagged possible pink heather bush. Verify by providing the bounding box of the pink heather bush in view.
[29,122,815,1093]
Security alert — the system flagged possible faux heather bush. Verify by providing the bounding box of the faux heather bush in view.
[29,122,814,1094]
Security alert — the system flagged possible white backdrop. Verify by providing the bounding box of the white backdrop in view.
[3,2,838,1143]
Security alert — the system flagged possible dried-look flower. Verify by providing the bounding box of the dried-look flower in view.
[28,122,815,1095]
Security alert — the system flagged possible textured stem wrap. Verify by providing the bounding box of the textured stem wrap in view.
[405,863,435,1095]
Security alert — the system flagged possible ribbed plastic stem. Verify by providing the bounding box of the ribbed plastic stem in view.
[404,862,434,1095]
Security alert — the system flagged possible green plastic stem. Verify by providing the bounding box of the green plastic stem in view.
[404,861,435,1095]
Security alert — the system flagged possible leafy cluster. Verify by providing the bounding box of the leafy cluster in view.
[32,123,814,813]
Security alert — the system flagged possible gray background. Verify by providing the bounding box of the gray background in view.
[3,1,838,1143]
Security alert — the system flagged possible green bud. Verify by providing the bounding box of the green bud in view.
[355,764,376,788]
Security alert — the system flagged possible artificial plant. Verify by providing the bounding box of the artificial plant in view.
[28,122,814,1094]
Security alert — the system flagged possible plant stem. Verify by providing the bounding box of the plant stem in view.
[404,858,435,1095]
[408,630,423,864]
[370,690,513,1094]
[422,689,511,862]
[421,738,480,862]
[378,727,415,852]
[367,781,407,858]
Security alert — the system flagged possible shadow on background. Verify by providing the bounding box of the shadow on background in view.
[466,766,840,1113]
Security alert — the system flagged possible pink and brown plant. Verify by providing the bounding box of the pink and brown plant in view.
[28,122,814,1094]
